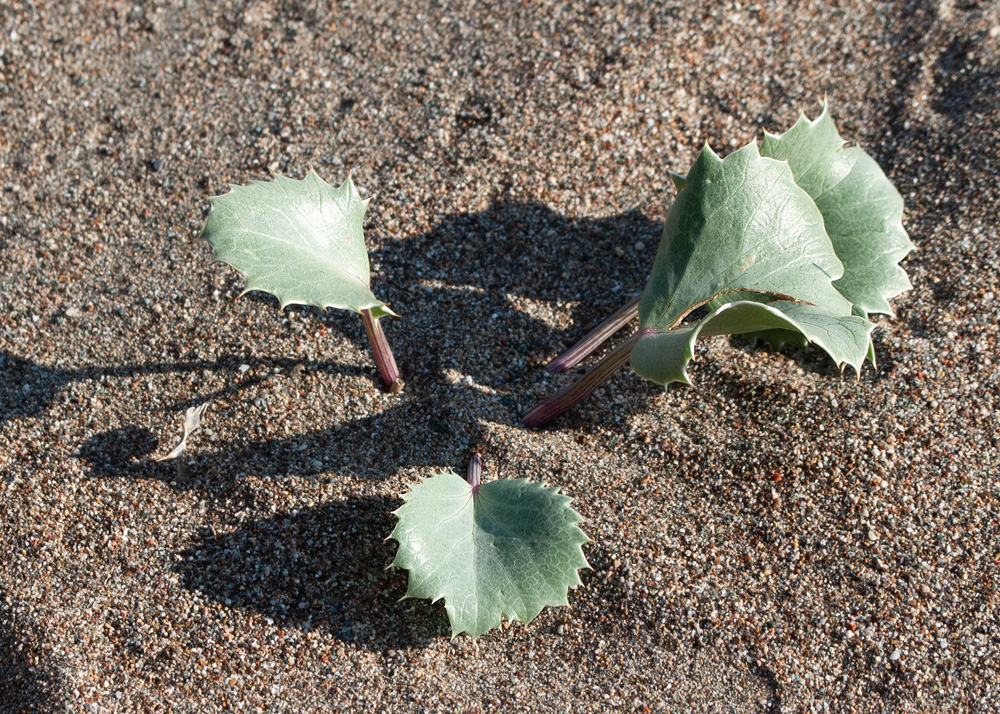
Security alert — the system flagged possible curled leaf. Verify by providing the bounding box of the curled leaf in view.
[156,403,209,462]
[632,109,911,385]
[524,104,912,424]
[631,300,874,385]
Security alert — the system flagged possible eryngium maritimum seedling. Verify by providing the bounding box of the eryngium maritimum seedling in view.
[525,104,914,427]
[200,171,404,392]
[390,456,590,639]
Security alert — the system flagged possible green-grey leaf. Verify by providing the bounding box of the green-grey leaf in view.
[390,471,590,639]
[630,300,874,385]
[201,170,394,318]
[704,290,780,312]
[638,142,853,337]
[745,328,809,352]
[761,103,914,318]
[704,290,845,358]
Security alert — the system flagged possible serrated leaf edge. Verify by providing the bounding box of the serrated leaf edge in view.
[761,101,915,318]
[634,299,875,386]
[388,471,590,639]
[200,170,397,318]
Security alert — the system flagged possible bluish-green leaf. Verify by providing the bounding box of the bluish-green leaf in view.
[761,103,914,318]
[631,300,874,385]
[201,170,393,318]
[630,107,911,386]
[390,471,589,639]
[638,142,853,338]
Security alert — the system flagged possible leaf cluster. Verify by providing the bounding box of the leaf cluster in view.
[632,104,913,386]
[196,103,913,639]
[526,104,914,426]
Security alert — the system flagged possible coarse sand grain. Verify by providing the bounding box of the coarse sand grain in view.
[1,0,999,712]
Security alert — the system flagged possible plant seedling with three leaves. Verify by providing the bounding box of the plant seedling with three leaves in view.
[201,170,404,392]
[524,104,914,426]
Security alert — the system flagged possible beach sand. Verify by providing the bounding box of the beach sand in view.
[2,1,998,711]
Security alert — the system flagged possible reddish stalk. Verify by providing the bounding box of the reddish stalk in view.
[467,454,483,492]
[361,309,404,394]
[547,295,640,373]
[523,331,641,428]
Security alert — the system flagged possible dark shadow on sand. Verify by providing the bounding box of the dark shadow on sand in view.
[172,496,445,652]
[0,602,62,714]
[75,202,664,487]
[77,391,493,492]
[0,350,368,425]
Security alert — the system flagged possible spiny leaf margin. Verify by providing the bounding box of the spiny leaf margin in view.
[389,471,590,639]
[201,170,394,319]
[760,102,915,318]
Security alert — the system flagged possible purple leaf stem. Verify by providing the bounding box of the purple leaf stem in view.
[467,454,482,492]
[547,295,640,373]
[523,331,641,428]
[361,309,405,394]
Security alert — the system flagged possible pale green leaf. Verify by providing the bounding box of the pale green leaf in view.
[390,471,589,639]
[630,300,874,385]
[744,328,809,352]
[638,142,853,338]
[761,103,915,318]
[201,170,394,318]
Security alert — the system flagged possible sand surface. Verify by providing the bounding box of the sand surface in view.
[2,0,999,711]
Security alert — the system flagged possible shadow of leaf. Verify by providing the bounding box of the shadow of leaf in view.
[77,426,159,477]
[172,496,444,652]
[0,351,367,425]
[932,36,999,122]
